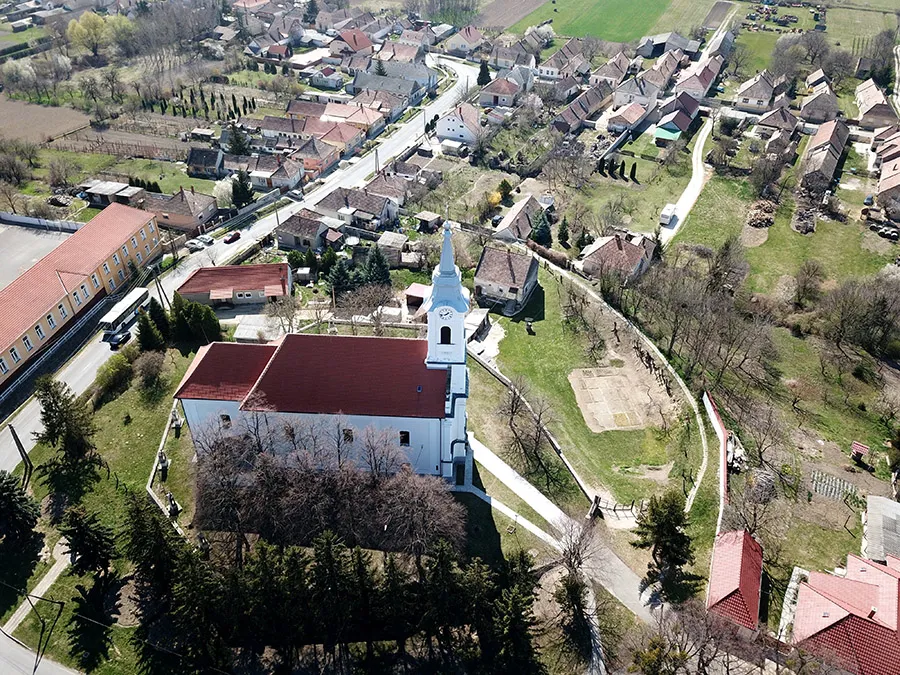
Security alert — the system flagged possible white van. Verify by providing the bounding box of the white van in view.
[659,203,677,226]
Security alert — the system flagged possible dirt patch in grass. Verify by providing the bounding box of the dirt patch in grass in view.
[740,224,769,248]
[861,229,893,255]
[0,95,89,142]
[614,461,674,483]
[111,576,140,627]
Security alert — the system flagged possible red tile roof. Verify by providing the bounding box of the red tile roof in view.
[176,263,290,297]
[707,530,763,631]
[0,204,154,353]
[792,555,900,675]
[174,343,277,401]
[243,334,447,418]
[339,28,372,52]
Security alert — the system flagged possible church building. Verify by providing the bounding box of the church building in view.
[173,223,472,484]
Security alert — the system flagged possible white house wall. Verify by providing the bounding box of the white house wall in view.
[181,399,448,476]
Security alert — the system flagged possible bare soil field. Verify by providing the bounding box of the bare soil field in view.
[51,128,189,161]
[0,96,89,142]
[703,0,734,29]
[476,0,548,30]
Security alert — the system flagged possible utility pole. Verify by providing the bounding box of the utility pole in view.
[9,425,33,489]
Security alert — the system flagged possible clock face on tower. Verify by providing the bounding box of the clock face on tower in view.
[438,307,454,320]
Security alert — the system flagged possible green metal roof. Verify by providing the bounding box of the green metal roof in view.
[654,127,682,141]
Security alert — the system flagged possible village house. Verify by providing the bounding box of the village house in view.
[490,44,536,71]
[805,68,829,90]
[706,530,763,640]
[735,70,779,113]
[635,31,699,59]
[756,106,799,136]
[551,85,612,134]
[369,60,439,93]
[176,263,291,307]
[674,54,723,99]
[641,49,683,91]
[174,225,472,483]
[347,72,425,105]
[537,37,589,80]
[800,82,839,123]
[590,52,631,88]
[444,24,483,56]
[350,89,409,122]
[186,147,224,179]
[144,187,218,235]
[289,136,340,179]
[654,109,693,145]
[789,553,900,675]
[478,77,521,108]
[614,75,660,108]
[577,231,654,279]
[245,155,303,190]
[607,102,648,134]
[800,119,849,193]
[493,194,544,242]
[285,99,328,120]
[375,42,423,64]
[436,103,482,146]
[706,30,734,58]
[397,27,436,49]
[0,205,160,390]
[365,173,414,206]
[309,66,344,89]
[330,28,374,57]
[314,186,398,229]
[657,91,699,121]
[276,210,331,251]
[473,246,539,316]
[321,102,386,137]
[856,79,899,130]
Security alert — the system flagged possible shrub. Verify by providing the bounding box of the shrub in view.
[134,351,165,389]
[94,353,133,402]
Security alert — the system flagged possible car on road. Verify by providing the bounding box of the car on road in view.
[659,203,677,226]
[196,234,215,246]
[185,239,205,252]
[287,189,304,201]
[224,231,241,244]
[108,331,131,350]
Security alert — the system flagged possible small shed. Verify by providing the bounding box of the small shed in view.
[377,230,409,267]
[404,282,432,312]
[415,210,443,232]
[862,496,900,564]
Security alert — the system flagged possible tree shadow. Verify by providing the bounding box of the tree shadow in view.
[138,378,169,406]
[660,570,705,604]
[0,533,45,618]
[128,580,185,675]
[67,576,119,673]
[454,491,504,568]
[38,455,103,523]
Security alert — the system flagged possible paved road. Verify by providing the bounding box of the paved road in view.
[0,56,479,475]
[0,634,78,675]
[661,116,714,245]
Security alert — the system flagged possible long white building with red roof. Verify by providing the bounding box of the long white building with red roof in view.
[175,223,472,482]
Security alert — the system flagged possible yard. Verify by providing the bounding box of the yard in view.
[11,350,194,673]
[0,22,46,47]
[108,158,218,195]
[509,0,670,41]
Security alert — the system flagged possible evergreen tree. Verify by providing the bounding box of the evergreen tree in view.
[320,247,337,276]
[350,547,377,661]
[558,216,569,246]
[630,162,637,181]
[123,493,183,593]
[137,312,166,352]
[147,297,170,341]
[281,64,290,76]
[34,377,96,462]
[364,245,391,286]
[619,159,627,177]
[286,249,305,269]
[477,60,491,87]
[378,553,413,655]
[421,541,463,653]
[310,531,351,658]
[227,122,251,156]
[304,248,318,276]
[232,170,255,208]
[327,258,352,295]
[186,303,221,344]
[302,0,318,25]
[170,292,192,343]
[493,587,544,674]
[498,178,513,202]
[597,158,606,175]
[463,559,498,661]
[170,552,230,671]
[0,470,39,543]
[632,490,694,590]
[530,212,552,246]
[231,93,238,113]
[59,505,116,582]
[375,58,387,77]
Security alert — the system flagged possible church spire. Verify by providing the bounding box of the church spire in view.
[423,222,469,314]
[438,221,456,275]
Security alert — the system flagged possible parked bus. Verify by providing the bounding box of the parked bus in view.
[99,287,151,339]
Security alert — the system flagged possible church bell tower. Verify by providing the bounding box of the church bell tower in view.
[422,223,471,485]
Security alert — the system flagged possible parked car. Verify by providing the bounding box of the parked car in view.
[108,331,131,350]
[185,239,205,252]
[196,234,215,246]
[224,231,241,244]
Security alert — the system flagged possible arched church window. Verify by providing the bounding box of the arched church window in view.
[440,326,452,345]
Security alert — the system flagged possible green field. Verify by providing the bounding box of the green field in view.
[827,7,898,44]
[110,158,218,195]
[650,0,724,34]
[510,0,670,41]
[0,22,47,46]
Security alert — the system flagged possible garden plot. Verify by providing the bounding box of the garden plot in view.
[568,356,673,433]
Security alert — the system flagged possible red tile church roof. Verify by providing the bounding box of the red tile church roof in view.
[707,530,763,630]
[175,334,448,420]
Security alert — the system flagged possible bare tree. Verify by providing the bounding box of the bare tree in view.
[728,43,751,79]
[265,294,304,333]
[800,30,831,66]
[498,374,531,429]
[794,259,825,308]
[824,49,854,87]
[361,427,406,482]
[505,396,564,492]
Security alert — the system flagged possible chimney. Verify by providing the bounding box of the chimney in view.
[869,607,877,618]
[615,233,622,250]
[191,185,195,194]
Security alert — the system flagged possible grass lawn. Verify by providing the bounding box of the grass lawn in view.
[109,159,218,195]
[509,0,669,41]
[73,206,104,223]
[650,0,722,34]
[733,31,779,81]
[490,269,705,505]
[827,8,897,45]
[0,23,46,46]
[12,350,194,673]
